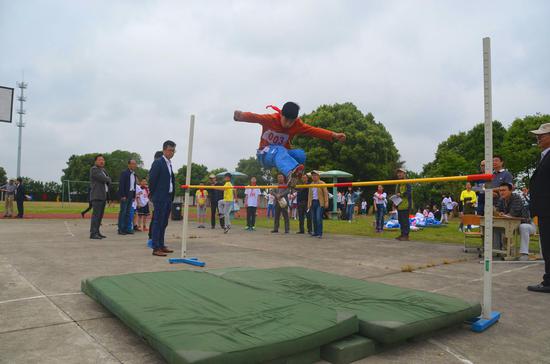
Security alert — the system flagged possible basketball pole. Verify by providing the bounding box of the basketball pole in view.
[169,114,205,267]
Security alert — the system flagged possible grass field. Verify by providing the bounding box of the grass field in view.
[1,201,540,252]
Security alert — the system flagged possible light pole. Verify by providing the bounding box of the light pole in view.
[16,80,27,178]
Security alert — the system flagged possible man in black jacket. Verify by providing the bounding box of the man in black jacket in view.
[296,174,312,234]
[89,155,111,239]
[118,160,137,235]
[15,177,25,218]
[528,123,550,293]
[207,174,224,229]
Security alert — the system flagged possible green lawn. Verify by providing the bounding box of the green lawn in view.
[230,213,466,244]
[0,201,119,214]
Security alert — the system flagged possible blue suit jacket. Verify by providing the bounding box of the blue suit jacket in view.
[149,157,176,203]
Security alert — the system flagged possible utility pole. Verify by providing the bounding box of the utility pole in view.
[16,80,27,178]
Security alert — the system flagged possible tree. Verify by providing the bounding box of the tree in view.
[209,167,228,176]
[175,163,209,196]
[61,150,147,200]
[501,114,550,185]
[0,166,6,185]
[293,103,401,183]
[235,157,273,185]
[422,121,507,178]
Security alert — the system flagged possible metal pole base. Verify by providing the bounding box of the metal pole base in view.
[168,257,206,267]
[467,311,501,332]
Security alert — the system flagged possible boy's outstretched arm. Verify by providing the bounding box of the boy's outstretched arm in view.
[300,122,346,143]
[234,110,275,124]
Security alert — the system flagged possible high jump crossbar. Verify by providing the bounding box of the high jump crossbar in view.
[180,173,494,190]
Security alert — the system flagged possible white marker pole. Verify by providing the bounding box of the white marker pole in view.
[181,115,195,258]
[482,37,493,318]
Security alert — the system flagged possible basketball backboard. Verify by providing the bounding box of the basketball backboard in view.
[0,86,14,123]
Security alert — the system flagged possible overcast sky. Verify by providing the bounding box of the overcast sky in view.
[1,0,549,182]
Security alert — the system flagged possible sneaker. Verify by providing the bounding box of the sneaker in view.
[270,230,278,233]
[518,254,529,261]
[251,227,256,231]
[287,164,304,188]
[224,226,229,234]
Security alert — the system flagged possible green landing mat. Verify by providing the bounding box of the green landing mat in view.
[81,270,358,364]
[208,267,481,344]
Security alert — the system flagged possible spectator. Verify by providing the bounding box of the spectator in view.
[207,174,224,229]
[472,160,486,216]
[441,193,454,223]
[296,174,312,234]
[394,168,412,241]
[15,177,26,218]
[146,151,164,248]
[491,155,514,188]
[433,205,441,221]
[337,191,343,214]
[496,183,536,261]
[89,155,111,239]
[266,191,275,219]
[80,186,92,218]
[0,179,16,217]
[149,140,176,256]
[195,183,208,228]
[308,170,329,238]
[527,123,550,292]
[118,159,137,235]
[360,199,367,215]
[373,185,387,233]
[271,173,290,234]
[136,178,150,231]
[459,182,477,232]
[344,187,361,222]
[244,177,261,231]
[290,191,298,220]
[218,172,235,234]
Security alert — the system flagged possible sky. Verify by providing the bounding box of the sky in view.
[1,0,549,182]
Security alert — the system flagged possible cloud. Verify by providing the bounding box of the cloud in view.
[0,0,549,181]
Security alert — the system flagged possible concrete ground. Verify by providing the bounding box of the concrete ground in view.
[0,218,548,364]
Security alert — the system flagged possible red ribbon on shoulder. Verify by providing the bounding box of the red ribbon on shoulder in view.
[266,105,281,114]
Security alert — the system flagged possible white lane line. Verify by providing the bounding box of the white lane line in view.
[0,292,83,305]
[428,339,474,364]
[64,221,75,237]
[430,264,536,293]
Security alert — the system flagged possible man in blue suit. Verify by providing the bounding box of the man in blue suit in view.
[148,140,176,256]
[118,160,137,235]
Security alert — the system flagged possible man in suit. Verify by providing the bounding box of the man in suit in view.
[15,177,26,218]
[149,140,176,256]
[89,155,111,239]
[118,160,137,235]
[528,123,550,293]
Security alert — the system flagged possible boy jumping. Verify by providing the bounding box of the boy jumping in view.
[233,102,346,187]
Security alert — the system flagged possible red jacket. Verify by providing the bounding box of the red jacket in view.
[237,112,334,149]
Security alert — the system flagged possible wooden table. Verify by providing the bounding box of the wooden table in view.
[480,216,523,260]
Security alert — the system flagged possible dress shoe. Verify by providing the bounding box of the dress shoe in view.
[270,230,278,233]
[98,233,107,239]
[152,249,167,256]
[160,247,174,253]
[527,283,550,293]
[118,231,127,235]
[90,234,102,240]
